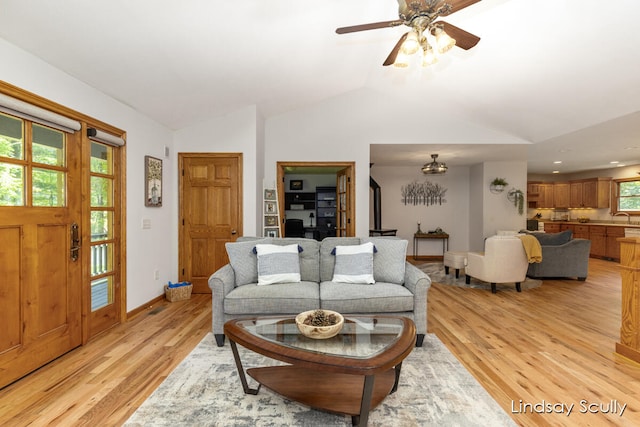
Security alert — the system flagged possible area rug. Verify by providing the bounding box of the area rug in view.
[124,333,516,427]
[417,262,542,292]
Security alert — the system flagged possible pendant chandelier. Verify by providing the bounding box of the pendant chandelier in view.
[421,154,448,175]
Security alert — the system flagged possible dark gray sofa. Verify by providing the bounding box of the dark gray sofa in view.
[208,236,431,347]
[525,230,591,280]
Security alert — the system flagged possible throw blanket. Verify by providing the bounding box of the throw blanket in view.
[518,235,542,263]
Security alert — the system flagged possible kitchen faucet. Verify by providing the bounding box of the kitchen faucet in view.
[613,212,631,224]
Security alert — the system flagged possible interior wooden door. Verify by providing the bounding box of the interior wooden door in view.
[336,167,355,237]
[179,153,243,293]
[0,118,82,388]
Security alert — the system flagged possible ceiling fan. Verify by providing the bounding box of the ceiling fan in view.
[336,0,482,67]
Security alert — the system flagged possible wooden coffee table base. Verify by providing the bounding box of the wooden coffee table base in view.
[247,365,397,426]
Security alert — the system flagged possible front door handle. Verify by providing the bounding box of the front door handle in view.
[70,222,80,261]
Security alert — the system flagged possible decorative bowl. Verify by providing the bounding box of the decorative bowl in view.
[295,309,344,339]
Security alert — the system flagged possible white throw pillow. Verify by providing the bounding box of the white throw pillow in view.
[255,244,301,286]
[332,242,375,284]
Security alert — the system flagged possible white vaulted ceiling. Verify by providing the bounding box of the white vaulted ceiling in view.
[1,0,639,173]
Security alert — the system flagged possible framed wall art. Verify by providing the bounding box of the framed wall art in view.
[290,180,303,191]
[264,201,277,214]
[264,189,276,200]
[145,155,163,207]
[264,215,278,227]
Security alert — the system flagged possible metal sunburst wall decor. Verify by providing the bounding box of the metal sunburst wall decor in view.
[401,180,448,206]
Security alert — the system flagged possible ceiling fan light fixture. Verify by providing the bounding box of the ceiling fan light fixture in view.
[393,51,410,68]
[400,30,420,55]
[421,39,438,66]
[434,26,456,53]
[421,154,448,174]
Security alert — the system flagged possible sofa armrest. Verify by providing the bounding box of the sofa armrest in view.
[208,264,236,335]
[403,262,431,336]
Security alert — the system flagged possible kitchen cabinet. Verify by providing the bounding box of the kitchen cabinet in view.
[553,183,570,208]
[589,225,606,257]
[544,223,561,233]
[540,184,555,208]
[570,177,611,208]
[528,182,555,208]
[589,225,624,260]
[605,226,625,261]
[573,225,590,239]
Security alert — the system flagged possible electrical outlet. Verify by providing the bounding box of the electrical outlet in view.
[154,270,160,280]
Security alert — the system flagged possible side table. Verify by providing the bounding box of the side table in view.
[413,232,449,260]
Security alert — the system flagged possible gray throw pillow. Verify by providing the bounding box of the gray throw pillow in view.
[225,238,269,286]
[362,237,408,284]
[332,242,375,284]
[534,229,572,246]
[255,244,301,285]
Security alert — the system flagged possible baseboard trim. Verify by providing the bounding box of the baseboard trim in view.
[127,294,166,320]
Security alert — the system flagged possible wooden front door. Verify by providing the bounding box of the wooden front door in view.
[0,117,82,388]
[179,153,243,293]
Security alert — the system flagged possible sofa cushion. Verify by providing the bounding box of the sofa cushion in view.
[534,229,573,246]
[320,237,362,282]
[224,281,319,314]
[362,237,407,285]
[320,281,414,313]
[255,243,301,285]
[332,242,375,284]
[225,238,270,286]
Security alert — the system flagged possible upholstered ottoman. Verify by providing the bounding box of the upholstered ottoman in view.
[443,251,467,278]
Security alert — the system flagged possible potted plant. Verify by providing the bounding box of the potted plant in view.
[507,188,525,215]
[490,177,508,193]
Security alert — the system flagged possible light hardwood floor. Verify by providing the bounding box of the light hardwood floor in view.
[1,258,639,426]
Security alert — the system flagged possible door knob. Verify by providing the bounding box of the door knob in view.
[231,229,237,235]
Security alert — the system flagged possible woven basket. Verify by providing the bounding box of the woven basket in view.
[164,283,193,302]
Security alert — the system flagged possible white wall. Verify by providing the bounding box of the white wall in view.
[482,161,528,237]
[0,39,175,311]
[469,164,485,251]
[370,165,471,255]
[265,88,529,237]
[173,105,261,236]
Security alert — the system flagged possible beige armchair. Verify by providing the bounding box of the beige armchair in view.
[465,236,529,293]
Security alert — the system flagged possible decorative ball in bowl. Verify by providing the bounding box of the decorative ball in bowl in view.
[295,309,344,339]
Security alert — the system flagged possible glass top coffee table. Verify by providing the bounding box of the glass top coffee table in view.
[224,315,416,426]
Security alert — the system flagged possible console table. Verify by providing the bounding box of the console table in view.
[413,232,449,260]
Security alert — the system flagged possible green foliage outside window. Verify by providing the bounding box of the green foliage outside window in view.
[619,181,640,211]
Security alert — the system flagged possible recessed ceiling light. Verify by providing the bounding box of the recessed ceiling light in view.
[624,146,639,150]
[552,170,560,174]
[617,164,626,167]
[610,161,619,164]
[553,161,562,164]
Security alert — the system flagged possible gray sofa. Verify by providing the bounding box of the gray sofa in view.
[525,230,591,280]
[208,236,431,347]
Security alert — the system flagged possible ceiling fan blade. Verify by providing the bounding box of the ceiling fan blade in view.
[437,21,480,50]
[441,0,482,15]
[336,20,403,34]
[383,32,409,66]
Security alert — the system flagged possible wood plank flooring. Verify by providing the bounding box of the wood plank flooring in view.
[1,258,639,426]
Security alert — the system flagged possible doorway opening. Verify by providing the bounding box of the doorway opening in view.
[276,161,355,238]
